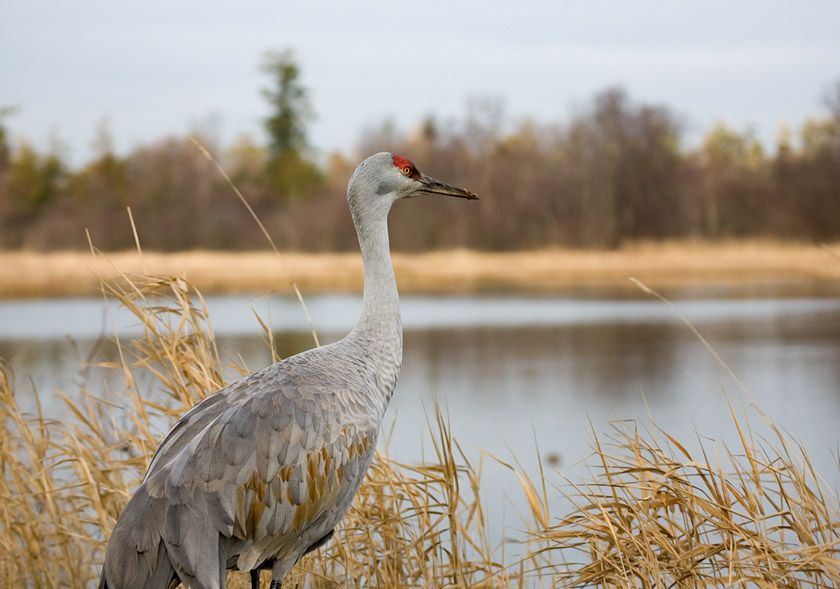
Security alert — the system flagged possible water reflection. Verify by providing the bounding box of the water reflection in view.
[2,294,840,540]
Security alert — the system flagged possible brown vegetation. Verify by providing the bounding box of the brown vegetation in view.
[1,241,839,299]
[2,84,840,253]
[1,271,839,587]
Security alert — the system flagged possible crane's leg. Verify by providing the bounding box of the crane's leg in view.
[250,569,260,589]
[269,581,282,589]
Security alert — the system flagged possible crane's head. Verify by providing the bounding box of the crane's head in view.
[348,153,477,219]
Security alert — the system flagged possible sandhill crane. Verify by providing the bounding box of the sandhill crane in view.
[99,152,478,589]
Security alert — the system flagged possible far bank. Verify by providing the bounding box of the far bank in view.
[1,240,839,299]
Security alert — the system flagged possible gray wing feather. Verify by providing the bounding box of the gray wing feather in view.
[101,347,381,588]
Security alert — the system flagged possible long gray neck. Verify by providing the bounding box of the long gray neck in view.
[348,195,403,383]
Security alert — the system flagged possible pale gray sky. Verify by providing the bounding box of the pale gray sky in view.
[2,0,839,166]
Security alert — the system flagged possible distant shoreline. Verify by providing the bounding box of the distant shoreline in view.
[1,241,839,299]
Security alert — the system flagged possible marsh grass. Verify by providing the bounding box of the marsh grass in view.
[3,240,840,299]
[528,416,840,587]
[2,269,840,587]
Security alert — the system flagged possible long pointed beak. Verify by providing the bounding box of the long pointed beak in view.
[415,173,479,200]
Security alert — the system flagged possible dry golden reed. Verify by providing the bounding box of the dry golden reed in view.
[3,240,840,299]
[2,269,839,587]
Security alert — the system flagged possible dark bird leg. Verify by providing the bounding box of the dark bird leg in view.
[269,581,282,589]
[251,558,274,589]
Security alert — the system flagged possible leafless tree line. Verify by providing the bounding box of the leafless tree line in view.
[1,85,839,252]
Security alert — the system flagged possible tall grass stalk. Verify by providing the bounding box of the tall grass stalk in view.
[1,270,839,587]
[521,410,840,587]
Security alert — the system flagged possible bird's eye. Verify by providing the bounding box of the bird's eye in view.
[402,166,411,176]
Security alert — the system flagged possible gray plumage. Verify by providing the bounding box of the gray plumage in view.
[99,152,477,589]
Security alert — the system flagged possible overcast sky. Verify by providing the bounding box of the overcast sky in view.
[2,0,839,167]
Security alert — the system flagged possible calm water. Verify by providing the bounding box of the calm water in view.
[2,290,840,538]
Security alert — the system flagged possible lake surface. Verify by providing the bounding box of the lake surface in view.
[2,290,840,541]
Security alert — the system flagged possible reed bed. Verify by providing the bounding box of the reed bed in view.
[2,270,839,587]
[3,240,840,299]
[526,418,840,587]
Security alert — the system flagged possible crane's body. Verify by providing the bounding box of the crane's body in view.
[99,153,477,589]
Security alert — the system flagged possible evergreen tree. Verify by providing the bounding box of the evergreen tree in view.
[260,49,320,199]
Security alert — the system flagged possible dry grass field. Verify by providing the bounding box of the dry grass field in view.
[2,240,840,299]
